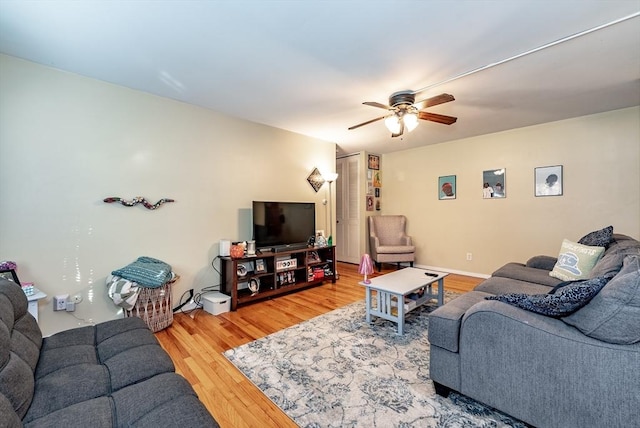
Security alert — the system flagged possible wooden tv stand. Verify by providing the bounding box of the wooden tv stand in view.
[220,246,336,310]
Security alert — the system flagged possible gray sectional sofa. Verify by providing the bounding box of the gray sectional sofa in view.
[0,280,218,427]
[429,233,640,428]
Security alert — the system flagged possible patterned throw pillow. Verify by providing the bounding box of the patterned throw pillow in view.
[486,276,612,317]
[578,225,614,247]
[549,239,605,281]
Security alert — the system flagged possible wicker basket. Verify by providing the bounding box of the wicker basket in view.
[124,280,174,332]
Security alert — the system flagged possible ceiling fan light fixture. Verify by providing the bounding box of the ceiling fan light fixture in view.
[384,115,401,134]
[404,112,419,132]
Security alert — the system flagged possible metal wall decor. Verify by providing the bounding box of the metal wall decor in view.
[307,167,326,192]
[103,197,175,210]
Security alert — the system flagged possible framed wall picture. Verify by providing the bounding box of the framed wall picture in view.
[368,154,380,170]
[366,195,374,211]
[374,188,380,198]
[438,175,456,200]
[0,269,20,285]
[373,171,382,188]
[306,167,325,192]
[482,168,506,198]
[535,165,563,196]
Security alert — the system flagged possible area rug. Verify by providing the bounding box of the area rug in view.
[224,294,527,427]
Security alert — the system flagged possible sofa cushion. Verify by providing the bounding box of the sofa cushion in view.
[589,234,640,279]
[492,262,562,287]
[112,372,219,427]
[0,393,23,428]
[428,291,493,353]
[25,365,111,422]
[562,255,640,344]
[23,397,114,428]
[375,245,416,254]
[485,275,612,317]
[474,276,553,295]
[0,280,42,419]
[549,239,605,281]
[578,225,614,247]
[525,255,558,271]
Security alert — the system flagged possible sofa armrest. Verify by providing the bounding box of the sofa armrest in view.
[459,300,640,428]
[525,255,557,271]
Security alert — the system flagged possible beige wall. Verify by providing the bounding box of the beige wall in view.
[0,55,336,335]
[382,107,640,276]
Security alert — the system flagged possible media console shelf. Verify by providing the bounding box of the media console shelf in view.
[220,246,336,310]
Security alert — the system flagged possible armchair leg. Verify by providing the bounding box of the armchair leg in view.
[376,262,381,272]
[410,262,413,267]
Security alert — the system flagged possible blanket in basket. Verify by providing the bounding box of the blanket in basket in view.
[111,256,173,288]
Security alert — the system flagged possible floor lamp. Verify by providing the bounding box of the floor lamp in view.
[323,172,339,278]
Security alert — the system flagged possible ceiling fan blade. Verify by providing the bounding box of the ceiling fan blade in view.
[348,115,387,130]
[415,93,455,109]
[418,111,458,125]
[363,101,390,110]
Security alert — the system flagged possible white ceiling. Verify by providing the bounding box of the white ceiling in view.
[1,1,639,155]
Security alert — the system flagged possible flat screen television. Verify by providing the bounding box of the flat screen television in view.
[252,201,315,251]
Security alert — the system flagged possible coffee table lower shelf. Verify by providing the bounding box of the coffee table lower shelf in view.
[360,268,447,335]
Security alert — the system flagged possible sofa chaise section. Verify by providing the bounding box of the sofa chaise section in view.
[428,232,640,428]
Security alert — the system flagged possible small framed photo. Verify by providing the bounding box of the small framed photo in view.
[438,175,456,200]
[0,269,20,285]
[366,195,374,211]
[482,168,506,198]
[374,188,380,198]
[535,165,563,197]
[373,171,382,188]
[368,154,380,170]
[255,259,266,273]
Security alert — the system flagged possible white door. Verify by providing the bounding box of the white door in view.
[336,155,361,264]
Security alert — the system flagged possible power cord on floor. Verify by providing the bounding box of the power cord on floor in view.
[173,256,222,314]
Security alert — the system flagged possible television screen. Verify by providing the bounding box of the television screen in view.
[252,201,315,250]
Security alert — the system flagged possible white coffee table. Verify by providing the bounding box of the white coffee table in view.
[359,267,448,335]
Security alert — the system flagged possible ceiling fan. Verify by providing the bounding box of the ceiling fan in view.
[348,91,457,137]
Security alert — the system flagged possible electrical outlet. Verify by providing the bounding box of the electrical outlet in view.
[466,252,473,261]
[54,294,69,311]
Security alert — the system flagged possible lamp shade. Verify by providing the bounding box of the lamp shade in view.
[359,253,374,284]
[404,112,419,132]
[323,172,339,183]
[384,115,401,134]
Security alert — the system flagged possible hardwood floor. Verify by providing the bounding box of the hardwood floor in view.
[155,262,481,428]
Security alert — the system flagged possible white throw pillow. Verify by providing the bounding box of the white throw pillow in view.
[549,239,605,281]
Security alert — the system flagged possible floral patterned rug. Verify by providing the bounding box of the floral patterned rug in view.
[224,295,527,427]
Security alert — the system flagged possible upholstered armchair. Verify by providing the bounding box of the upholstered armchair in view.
[368,215,416,271]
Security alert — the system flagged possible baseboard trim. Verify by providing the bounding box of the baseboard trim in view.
[414,264,490,279]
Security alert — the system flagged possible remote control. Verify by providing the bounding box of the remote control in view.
[424,272,438,277]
